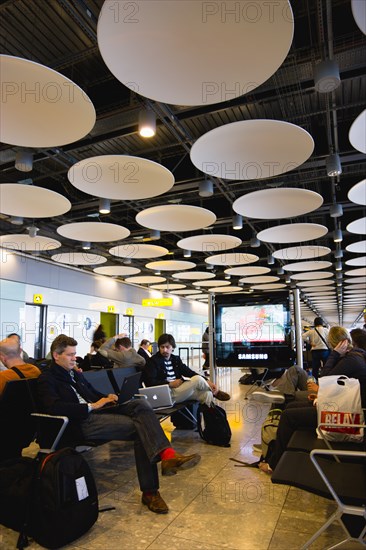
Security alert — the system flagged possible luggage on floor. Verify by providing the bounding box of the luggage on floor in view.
[197,403,231,447]
[261,408,282,462]
[0,447,99,549]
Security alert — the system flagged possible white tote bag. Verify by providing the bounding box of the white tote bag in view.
[316,375,364,442]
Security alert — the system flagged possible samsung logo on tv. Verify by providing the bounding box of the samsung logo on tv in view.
[237,353,268,360]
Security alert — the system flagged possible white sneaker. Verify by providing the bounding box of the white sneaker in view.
[250,388,285,404]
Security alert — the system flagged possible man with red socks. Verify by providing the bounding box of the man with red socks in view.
[38,334,201,514]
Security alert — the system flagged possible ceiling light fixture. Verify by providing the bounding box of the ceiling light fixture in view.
[183,249,191,258]
[335,260,342,271]
[27,226,39,238]
[138,108,156,138]
[15,151,33,172]
[82,241,91,250]
[99,198,111,214]
[250,236,260,248]
[232,213,243,230]
[326,153,342,176]
[225,274,231,280]
[330,203,343,218]
[314,59,341,93]
[9,216,23,225]
[334,249,343,259]
[333,228,343,243]
[154,270,161,275]
[267,254,275,265]
[199,179,214,197]
[285,276,291,284]
[150,229,160,240]
[277,267,284,275]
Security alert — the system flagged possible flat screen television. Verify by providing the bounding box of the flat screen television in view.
[214,291,294,369]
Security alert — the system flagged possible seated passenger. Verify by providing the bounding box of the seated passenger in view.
[37,334,201,514]
[137,339,152,362]
[99,335,145,370]
[143,333,230,406]
[250,364,310,404]
[0,336,41,395]
[258,326,366,474]
[80,339,113,370]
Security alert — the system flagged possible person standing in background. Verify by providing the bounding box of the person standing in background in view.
[138,339,152,362]
[301,317,330,381]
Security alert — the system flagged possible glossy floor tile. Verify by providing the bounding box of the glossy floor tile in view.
[1,368,364,549]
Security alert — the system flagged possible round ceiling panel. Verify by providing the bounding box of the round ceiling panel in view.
[0,234,61,251]
[347,217,366,235]
[349,109,366,154]
[344,278,366,285]
[177,234,241,252]
[149,283,186,291]
[136,205,216,232]
[250,283,287,290]
[172,289,202,295]
[233,188,322,219]
[0,55,95,147]
[344,267,366,277]
[273,245,331,260]
[57,222,130,242]
[224,266,271,276]
[192,280,231,287]
[297,280,334,288]
[283,260,332,271]
[346,241,366,254]
[351,0,366,34]
[51,252,107,266]
[68,155,174,200]
[191,120,314,180]
[205,252,259,266]
[186,294,209,300]
[172,271,216,280]
[93,266,140,276]
[98,1,293,106]
[290,271,333,280]
[239,276,279,283]
[345,256,366,267]
[145,260,196,271]
[0,184,71,218]
[109,243,168,259]
[124,276,166,284]
[257,223,328,243]
[208,286,243,293]
[348,179,366,206]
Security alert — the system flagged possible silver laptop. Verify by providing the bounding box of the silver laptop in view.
[138,385,175,410]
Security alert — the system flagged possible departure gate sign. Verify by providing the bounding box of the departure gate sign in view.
[142,298,173,307]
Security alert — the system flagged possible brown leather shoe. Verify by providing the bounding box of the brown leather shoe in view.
[214,390,231,401]
[161,452,201,476]
[141,491,169,514]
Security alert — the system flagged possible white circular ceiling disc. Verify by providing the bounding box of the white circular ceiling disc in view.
[68,155,174,200]
[98,1,293,106]
[172,271,215,280]
[145,260,196,271]
[0,55,96,147]
[346,241,366,253]
[173,289,202,295]
[205,252,259,266]
[257,223,328,243]
[345,256,366,267]
[233,188,322,219]
[239,276,279,283]
[57,222,130,242]
[177,234,241,252]
[93,266,140,276]
[0,234,61,251]
[284,260,332,271]
[348,179,366,206]
[347,217,366,235]
[192,280,231,287]
[208,286,243,293]
[290,271,333,280]
[345,267,366,277]
[51,252,107,266]
[351,0,366,34]
[109,244,168,259]
[349,109,366,154]
[297,280,334,288]
[149,284,186,291]
[225,266,271,276]
[186,294,209,300]
[0,184,71,218]
[273,245,331,260]
[191,120,314,180]
[136,205,216,232]
[344,278,366,285]
[124,276,166,284]
[250,283,287,290]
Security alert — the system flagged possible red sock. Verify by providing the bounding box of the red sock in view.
[160,448,176,461]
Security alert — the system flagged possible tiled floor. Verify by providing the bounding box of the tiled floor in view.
[0,368,362,549]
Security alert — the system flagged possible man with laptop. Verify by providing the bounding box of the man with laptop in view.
[37,334,201,515]
[143,333,230,406]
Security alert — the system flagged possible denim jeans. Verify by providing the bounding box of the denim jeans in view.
[81,399,171,492]
[311,349,330,380]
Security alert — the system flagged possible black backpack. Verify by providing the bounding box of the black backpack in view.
[197,403,231,447]
[0,447,99,549]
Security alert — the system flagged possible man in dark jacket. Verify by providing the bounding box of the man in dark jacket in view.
[37,334,201,514]
[143,333,230,406]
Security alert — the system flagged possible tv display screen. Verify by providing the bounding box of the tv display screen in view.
[214,292,293,368]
